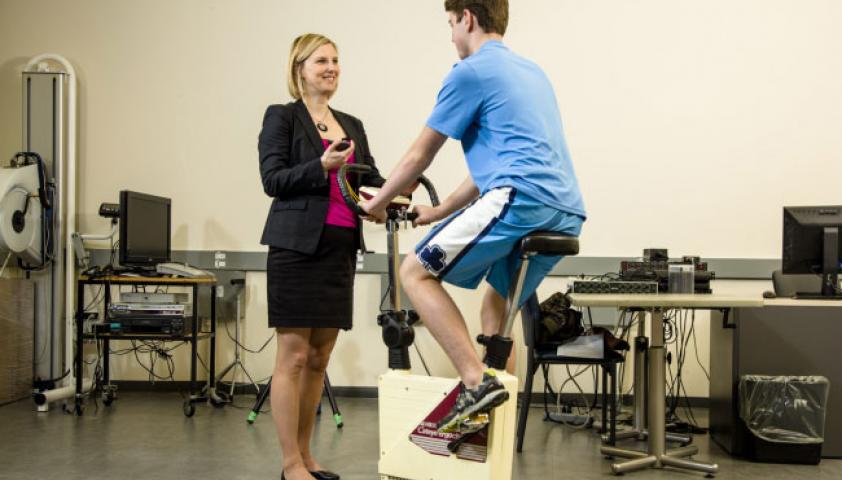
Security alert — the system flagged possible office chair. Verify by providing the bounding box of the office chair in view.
[516,293,623,452]
[772,269,821,297]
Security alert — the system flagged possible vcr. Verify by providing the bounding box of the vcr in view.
[105,314,189,335]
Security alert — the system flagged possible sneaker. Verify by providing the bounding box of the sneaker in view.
[437,370,509,433]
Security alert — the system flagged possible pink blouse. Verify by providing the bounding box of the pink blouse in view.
[322,139,358,228]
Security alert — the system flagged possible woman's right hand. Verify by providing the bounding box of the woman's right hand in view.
[320,139,355,172]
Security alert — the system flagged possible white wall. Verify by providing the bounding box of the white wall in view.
[1,0,838,394]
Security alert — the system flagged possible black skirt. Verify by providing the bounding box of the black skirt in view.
[267,225,357,330]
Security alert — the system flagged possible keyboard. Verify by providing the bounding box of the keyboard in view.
[156,262,214,278]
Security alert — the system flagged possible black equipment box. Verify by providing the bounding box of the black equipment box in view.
[572,280,658,294]
[106,303,189,335]
[619,251,715,293]
[108,315,187,335]
[105,314,188,335]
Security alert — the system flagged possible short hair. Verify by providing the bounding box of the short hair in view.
[444,0,508,36]
[287,33,337,100]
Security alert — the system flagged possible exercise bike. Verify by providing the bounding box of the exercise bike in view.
[337,165,579,480]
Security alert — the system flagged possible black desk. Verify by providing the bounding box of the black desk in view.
[74,274,217,416]
[710,299,842,458]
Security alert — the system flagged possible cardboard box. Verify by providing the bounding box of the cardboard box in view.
[0,279,34,405]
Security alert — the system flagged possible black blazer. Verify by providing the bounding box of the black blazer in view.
[259,100,385,254]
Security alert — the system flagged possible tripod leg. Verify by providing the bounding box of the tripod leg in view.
[247,378,271,424]
[238,361,262,396]
[215,361,236,387]
[228,364,237,399]
[323,373,343,428]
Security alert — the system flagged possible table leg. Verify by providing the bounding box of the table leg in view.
[604,312,648,443]
[75,282,85,415]
[190,284,198,401]
[610,309,718,476]
[103,337,110,386]
[209,285,216,389]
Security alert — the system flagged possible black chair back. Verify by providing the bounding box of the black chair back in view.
[520,293,542,349]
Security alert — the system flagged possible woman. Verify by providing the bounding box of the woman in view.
[258,33,385,480]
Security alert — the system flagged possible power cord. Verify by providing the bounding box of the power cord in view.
[664,309,706,433]
[542,363,594,429]
[0,252,12,277]
[223,318,273,354]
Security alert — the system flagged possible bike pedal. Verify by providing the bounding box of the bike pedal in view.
[463,412,490,428]
[445,417,491,453]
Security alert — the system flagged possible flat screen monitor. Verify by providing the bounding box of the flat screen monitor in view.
[119,190,171,268]
[782,206,842,299]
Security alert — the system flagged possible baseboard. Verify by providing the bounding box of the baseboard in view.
[112,380,196,392]
[111,381,709,408]
[524,392,710,409]
[111,381,380,398]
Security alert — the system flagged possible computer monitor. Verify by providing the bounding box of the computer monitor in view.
[119,190,171,268]
[782,206,842,299]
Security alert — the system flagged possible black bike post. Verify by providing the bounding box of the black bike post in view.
[337,165,439,371]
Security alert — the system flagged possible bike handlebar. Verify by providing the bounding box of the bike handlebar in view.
[337,164,439,219]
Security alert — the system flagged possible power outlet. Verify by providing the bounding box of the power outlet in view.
[214,251,227,269]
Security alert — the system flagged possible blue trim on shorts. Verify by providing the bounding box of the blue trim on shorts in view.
[437,188,517,278]
[414,205,468,256]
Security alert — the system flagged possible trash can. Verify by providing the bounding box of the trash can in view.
[739,375,830,464]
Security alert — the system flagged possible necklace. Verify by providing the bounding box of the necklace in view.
[315,108,330,132]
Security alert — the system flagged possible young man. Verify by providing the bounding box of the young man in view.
[360,0,586,433]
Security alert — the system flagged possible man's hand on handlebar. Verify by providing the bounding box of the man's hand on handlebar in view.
[359,199,386,224]
[410,204,443,227]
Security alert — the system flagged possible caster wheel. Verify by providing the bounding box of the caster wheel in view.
[183,401,195,417]
[103,396,113,407]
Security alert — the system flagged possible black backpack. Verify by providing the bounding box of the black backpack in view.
[537,291,583,345]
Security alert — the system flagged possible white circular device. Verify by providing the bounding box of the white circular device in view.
[0,164,43,264]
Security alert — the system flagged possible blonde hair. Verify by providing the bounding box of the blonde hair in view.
[287,33,337,100]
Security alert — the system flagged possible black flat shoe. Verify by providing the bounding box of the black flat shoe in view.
[309,470,340,480]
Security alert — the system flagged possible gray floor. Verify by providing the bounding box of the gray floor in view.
[1,393,840,480]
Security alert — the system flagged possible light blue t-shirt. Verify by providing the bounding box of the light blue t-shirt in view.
[426,40,586,218]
